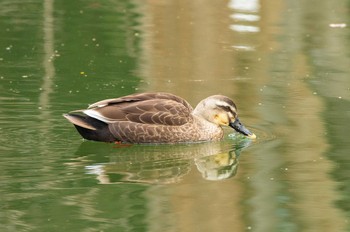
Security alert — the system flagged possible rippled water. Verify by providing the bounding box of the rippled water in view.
[1,0,350,231]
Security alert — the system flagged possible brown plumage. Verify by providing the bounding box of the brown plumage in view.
[63,92,255,143]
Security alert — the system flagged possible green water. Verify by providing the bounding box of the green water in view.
[1,0,350,231]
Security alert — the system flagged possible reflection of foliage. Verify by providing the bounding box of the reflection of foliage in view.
[77,137,252,184]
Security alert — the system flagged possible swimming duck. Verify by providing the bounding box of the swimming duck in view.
[63,92,256,143]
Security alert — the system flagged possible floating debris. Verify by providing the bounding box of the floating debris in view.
[80,71,87,77]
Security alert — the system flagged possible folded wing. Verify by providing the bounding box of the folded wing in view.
[84,92,194,126]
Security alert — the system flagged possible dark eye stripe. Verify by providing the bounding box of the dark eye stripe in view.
[217,105,237,117]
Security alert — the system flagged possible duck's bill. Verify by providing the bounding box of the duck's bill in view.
[229,118,256,139]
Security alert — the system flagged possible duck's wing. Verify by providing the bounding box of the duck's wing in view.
[88,92,192,109]
[84,92,194,126]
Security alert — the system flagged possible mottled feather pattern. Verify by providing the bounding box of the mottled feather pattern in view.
[92,95,192,126]
[108,121,210,143]
[88,93,203,142]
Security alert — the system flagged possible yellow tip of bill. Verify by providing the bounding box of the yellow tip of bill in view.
[248,133,257,139]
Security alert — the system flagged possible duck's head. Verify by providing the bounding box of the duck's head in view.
[193,95,256,139]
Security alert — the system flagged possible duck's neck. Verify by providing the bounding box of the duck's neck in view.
[192,114,224,141]
[192,103,209,121]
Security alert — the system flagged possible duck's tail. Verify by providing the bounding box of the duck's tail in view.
[63,112,116,142]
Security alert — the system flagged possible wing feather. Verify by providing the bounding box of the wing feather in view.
[85,92,193,126]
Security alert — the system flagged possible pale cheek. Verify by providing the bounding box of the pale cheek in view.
[213,116,221,125]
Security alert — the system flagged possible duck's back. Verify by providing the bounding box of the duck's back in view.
[66,92,218,143]
[96,93,195,143]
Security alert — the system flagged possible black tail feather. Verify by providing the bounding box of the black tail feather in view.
[64,113,116,142]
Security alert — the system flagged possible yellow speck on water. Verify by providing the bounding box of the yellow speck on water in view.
[80,71,88,77]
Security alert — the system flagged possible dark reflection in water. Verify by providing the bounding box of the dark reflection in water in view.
[74,137,252,185]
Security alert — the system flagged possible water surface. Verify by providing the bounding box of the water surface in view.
[1,0,350,231]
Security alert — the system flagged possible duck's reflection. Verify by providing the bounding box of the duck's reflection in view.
[195,151,239,181]
[76,136,252,184]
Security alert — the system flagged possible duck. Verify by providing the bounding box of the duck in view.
[63,92,256,143]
